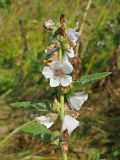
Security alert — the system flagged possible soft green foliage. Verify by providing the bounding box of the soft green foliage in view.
[0,0,11,8]
[21,123,60,143]
[92,152,100,160]
[0,69,16,94]
[21,123,51,136]
[11,100,51,112]
[73,72,111,90]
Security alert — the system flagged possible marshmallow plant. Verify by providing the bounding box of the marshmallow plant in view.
[11,15,111,160]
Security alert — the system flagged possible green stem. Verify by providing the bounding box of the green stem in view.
[59,47,62,61]
[60,93,64,120]
[59,47,68,160]
[63,153,68,160]
[60,94,68,160]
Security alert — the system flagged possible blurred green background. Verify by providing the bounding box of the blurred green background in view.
[0,0,120,159]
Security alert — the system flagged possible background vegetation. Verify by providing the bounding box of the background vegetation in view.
[0,0,120,159]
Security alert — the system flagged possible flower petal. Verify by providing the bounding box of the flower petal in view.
[74,21,79,31]
[62,115,79,134]
[50,61,62,70]
[62,54,69,62]
[36,116,53,128]
[62,61,73,74]
[50,76,60,87]
[60,75,72,87]
[69,92,88,110]
[66,48,74,58]
[66,29,80,43]
[42,67,53,78]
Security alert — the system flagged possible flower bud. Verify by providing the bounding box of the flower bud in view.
[44,20,55,30]
[53,97,61,113]
[70,112,80,118]
[60,87,68,93]
[61,142,68,153]
[63,129,69,140]
[43,52,59,65]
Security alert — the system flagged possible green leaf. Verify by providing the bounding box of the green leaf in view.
[92,152,100,160]
[21,122,58,142]
[21,123,51,136]
[11,100,51,112]
[51,131,60,146]
[73,72,111,89]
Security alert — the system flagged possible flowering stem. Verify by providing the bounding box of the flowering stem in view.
[59,46,68,160]
[63,153,68,160]
[60,93,64,120]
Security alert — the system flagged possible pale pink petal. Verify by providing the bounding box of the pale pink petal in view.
[50,76,60,87]
[69,92,88,110]
[66,48,74,58]
[50,61,62,70]
[36,116,53,128]
[60,75,72,87]
[62,61,73,74]
[42,67,53,78]
[62,115,79,134]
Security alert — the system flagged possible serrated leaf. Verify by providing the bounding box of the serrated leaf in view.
[21,123,51,136]
[21,123,58,142]
[73,72,111,90]
[11,100,51,112]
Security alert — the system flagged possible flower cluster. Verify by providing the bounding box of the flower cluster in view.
[42,17,80,87]
[37,16,88,149]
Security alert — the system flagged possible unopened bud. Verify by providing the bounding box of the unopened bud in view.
[63,129,69,140]
[70,42,77,48]
[61,142,68,153]
[46,44,56,50]
[53,97,61,113]
[43,52,59,65]
[44,20,55,30]
[60,86,70,93]
[70,112,80,118]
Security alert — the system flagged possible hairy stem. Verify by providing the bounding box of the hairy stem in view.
[60,93,68,160]
[59,47,62,61]
[63,153,68,160]
[59,46,68,160]
[60,93,64,120]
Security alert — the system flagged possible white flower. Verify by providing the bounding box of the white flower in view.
[36,116,53,128]
[42,60,73,87]
[62,54,69,62]
[65,47,74,58]
[68,92,88,111]
[36,113,58,128]
[66,22,80,45]
[44,20,55,30]
[62,115,79,134]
